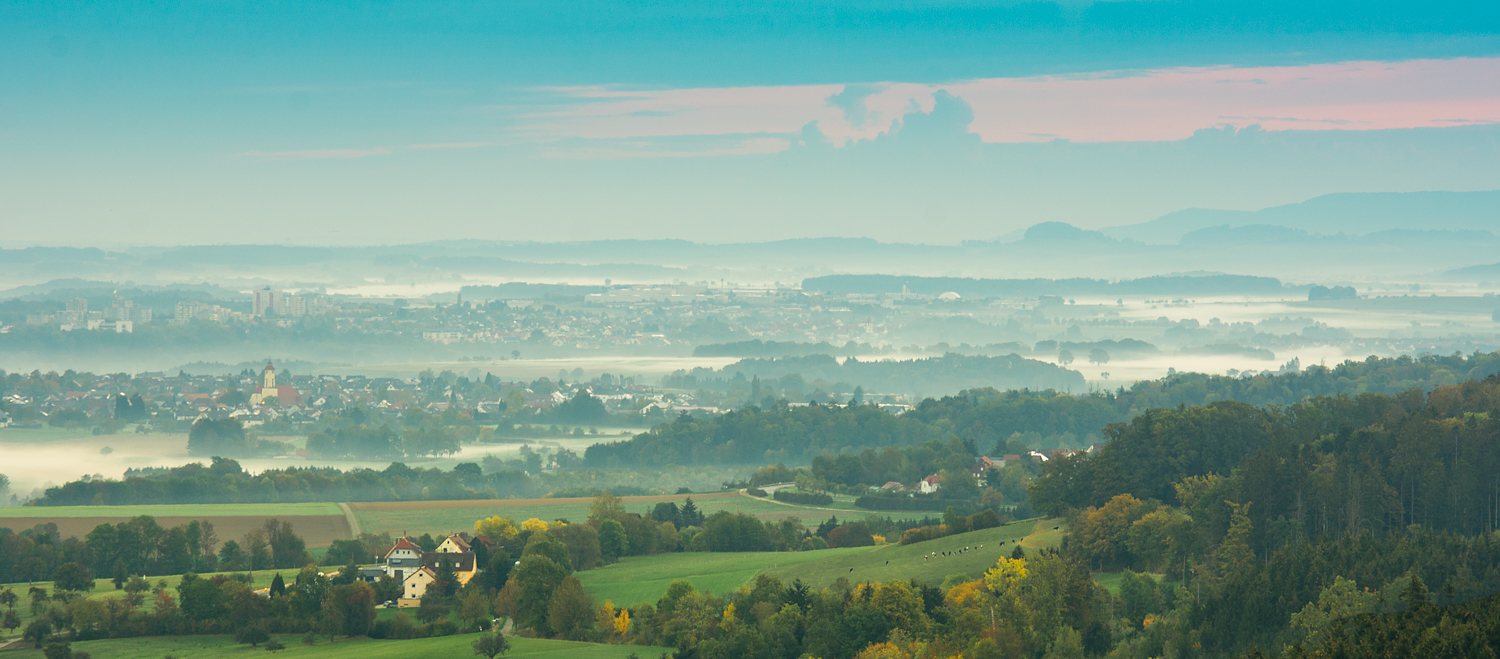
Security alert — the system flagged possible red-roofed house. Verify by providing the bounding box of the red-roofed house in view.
[383,537,423,583]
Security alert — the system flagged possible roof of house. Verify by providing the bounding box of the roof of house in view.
[385,537,420,557]
[404,566,437,582]
[443,534,471,552]
[421,551,476,572]
[922,474,941,485]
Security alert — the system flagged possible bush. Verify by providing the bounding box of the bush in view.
[897,509,1003,545]
[235,625,271,647]
[774,490,833,506]
[746,488,768,497]
[827,522,875,548]
[898,526,948,545]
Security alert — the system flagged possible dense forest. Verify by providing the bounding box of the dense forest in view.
[660,353,1088,397]
[1011,372,1500,655]
[1030,375,1500,551]
[591,351,1500,466]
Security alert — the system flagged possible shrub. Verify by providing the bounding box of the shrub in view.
[774,490,833,506]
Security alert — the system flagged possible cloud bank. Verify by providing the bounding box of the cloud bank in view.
[523,58,1500,156]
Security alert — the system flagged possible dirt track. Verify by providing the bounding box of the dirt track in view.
[346,491,738,512]
[0,515,353,548]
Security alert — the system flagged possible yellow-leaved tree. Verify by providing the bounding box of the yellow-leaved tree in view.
[853,642,911,659]
[614,606,630,636]
[983,556,1028,598]
[474,516,519,543]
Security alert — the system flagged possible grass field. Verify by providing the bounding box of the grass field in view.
[575,546,878,606]
[764,519,1061,590]
[571,518,1066,607]
[1093,572,1125,595]
[3,633,673,659]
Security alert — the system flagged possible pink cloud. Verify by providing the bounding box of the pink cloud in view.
[525,57,1500,148]
[953,58,1500,142]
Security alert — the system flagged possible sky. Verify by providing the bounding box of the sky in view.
[2,1,1499,246]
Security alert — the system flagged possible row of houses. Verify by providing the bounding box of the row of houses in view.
[878,449,1096,495]
[355,533,482,606]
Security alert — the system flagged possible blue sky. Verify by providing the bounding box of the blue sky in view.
[3,1,1499,246]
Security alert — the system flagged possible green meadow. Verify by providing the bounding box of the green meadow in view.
[574,546,878,606]
[764,519,1060,590]
[572,519,1067,607]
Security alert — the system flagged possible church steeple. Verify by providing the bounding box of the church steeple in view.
[263,361,276,389]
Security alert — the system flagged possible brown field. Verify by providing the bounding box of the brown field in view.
[0,515,353,547]
[345,491,739,512]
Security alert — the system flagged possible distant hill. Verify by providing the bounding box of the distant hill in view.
[801,274,1286,297]
[1104,190,1500,244]
[1446,262,1500,280]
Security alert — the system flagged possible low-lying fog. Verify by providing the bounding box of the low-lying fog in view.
[0,430,623,502]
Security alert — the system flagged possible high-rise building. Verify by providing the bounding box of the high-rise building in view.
[61,298,89,323]
[253,288,282,317]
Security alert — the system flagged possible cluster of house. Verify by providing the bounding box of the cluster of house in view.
[878,449,1093,495]
[354,533,485,606]
[3,361,668,433]
[26,296,151,332]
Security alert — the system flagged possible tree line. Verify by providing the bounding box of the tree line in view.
[588,352,1500,468]
[0,515,311,586]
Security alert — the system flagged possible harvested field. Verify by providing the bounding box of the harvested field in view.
[0,503,342,517]
[0,514,352,548]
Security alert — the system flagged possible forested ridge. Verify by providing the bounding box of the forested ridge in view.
[1031,374,1500,548]
[587,352,1500,467]
[1014,369,1500,656]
